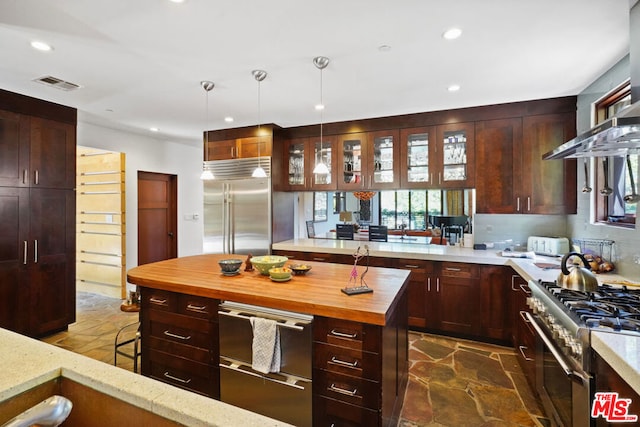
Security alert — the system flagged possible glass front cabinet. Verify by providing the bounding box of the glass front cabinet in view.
[400,123,474,189]
[337,130,399,190]
[286,136,337,191]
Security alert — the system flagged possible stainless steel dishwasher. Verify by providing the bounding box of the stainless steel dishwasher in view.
[218,301,313,427]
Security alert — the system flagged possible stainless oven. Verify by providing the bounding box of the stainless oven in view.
[525,311,593,427]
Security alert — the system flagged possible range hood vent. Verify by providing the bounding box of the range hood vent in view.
[544,1,640,160]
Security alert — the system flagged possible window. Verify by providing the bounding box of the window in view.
[379,190,442,229]
[594,82,636,227]
[313,192,327,222]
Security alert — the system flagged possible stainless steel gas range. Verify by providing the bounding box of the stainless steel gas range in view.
[526,279,640,427]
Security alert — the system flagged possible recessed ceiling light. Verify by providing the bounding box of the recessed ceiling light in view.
[442,27,462,40]
[168,0,186,3]
[224,117,234,123]
[448,84,461,92]
[378,45,392,52]
[149,127,159,132]
[31,41,53,52]
[315,104,325,111]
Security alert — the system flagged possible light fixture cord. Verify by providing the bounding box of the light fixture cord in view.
[257,78,261,163]
[319,65,324,166]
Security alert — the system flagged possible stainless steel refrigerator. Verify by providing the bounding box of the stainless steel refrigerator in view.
[203,159,272,255]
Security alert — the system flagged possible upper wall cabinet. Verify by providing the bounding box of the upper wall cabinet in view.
[475,113,576,214]
[284,135,337,191]
[400,124,474,189]
[336,130,399,190]
[0,112,75,189]
[204,136,272,161]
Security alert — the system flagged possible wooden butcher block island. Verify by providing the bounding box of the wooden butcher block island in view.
[127,254,410,427]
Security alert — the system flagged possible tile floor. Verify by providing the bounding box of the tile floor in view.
[41,292,550,426]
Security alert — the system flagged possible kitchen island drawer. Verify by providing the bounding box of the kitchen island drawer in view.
[314,317,381,352]
[313,369,380,409]
[146,335,213,365]
[314,342,381,381]
[141,288,178,312]
[177,294,218,320]
[147,310,215,349]
[313,395,380,427]
[440,262,478,278]
[145,349,219,398]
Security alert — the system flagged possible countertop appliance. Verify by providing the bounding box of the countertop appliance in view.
[203,158,271,255]
[217,301,313,427]
[526,279,640,426]
[527,236,570,256]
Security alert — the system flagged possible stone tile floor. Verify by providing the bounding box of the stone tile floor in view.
[41,292,550,426]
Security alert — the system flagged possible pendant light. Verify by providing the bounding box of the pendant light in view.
[200,80,215,180]
[251,69,268,178]
[312,56,330,175]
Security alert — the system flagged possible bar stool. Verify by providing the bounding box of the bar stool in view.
[114,321,141,373]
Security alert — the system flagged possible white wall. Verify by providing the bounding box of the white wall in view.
[77,122,204,290]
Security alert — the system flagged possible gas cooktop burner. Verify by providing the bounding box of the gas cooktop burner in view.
[537,280,640,331]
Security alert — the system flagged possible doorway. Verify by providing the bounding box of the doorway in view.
[137,171,177,265]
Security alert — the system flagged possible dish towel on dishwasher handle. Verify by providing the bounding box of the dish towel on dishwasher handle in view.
[249,317,281,374]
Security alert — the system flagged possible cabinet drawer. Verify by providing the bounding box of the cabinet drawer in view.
[177,294,218,320]
[141,288,178,312]
[314,342,380,381]
[148,310,215,349]
[313,395,380,427]
[313,369,380,409]
[440,262,478,278]
[308,252,333,263]
[314,317,381,353]
[145,335,213,364]
[145,349,220,398]
[394,259,431,280]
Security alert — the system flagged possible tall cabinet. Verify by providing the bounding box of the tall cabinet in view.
[0,90,76,337]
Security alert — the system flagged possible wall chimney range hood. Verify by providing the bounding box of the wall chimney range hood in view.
[544,1,640,160]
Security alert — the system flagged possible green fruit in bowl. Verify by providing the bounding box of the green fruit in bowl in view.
[250,255,288,275]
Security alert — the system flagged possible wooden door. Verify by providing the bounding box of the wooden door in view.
[0,110,30,187]
[138,172,177,265]
[475,118,523,213]
[435,122,475,189]
[400,126,436,189]
[367,129,400,189]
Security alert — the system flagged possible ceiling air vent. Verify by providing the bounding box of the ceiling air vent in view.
[33,75,81,91]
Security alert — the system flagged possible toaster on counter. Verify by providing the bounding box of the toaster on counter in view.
[527,236,570,257]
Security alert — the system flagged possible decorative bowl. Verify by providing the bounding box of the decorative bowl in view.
[250,255,288,275]
[290,264,312,275]
[268,267,292,281]
[218,258,243,273]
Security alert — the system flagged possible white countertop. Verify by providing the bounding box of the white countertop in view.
[274,237,640,394]
[0,328,291,426]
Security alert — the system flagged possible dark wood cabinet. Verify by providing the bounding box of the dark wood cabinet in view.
[0,93,76,337]
[476,113,576,214]
[511,273,535,388]
[435,123,475,188]
[205,136,272,161]
[400,126,436,189]
[284,135,337,191]
[313,293,407,427]
[593,351,640,427]
[394,259,432,329]
[140,287,220,399]
[435,262,481,335]
[479,265,512,341]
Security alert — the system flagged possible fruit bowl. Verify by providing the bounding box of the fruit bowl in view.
[268,267,292,281]
[218,258,243,274]
[290,264,312,275]
[250,255,288,275]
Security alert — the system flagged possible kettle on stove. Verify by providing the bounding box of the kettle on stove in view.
[557,251,599,292]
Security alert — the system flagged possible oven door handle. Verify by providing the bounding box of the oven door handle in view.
[524,311,590,385]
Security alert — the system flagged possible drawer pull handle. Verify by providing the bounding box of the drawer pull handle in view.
[519,284,532,296]
[519,310,531,323]
[312,257,327,261]
[149,297,168,305]
[163,372,192,384]
[330,356,358,368]
[330,329,358,339]
[163,330,191,341]
[329,383,358,396]
[187,304,207,312]
[445,267,462,272]
[404,264,420,269]
[518,345,534,362]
